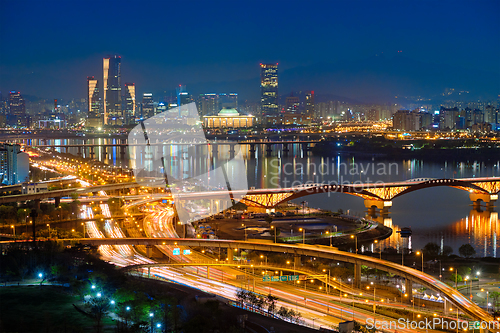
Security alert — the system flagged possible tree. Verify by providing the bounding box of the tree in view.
[264,215,273,227]
[459,244,476,258]
[442,245,453,257]
[265,294,278,315]
[423,242,440,257]
[489,292,500,311]
[457,266,471,278]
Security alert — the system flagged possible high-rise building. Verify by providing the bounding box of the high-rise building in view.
[141,93,154,119]
[285,94,300,113]
[260,63,278,118]
[305,91,315,117]
[123,83,136,124]
[86,76,102,128]
[0,143,29,185]
[197,93,238,117]
[8,91,25,116]
[103,55,122,125]
[392,110,420,131]
[7,91,29,127]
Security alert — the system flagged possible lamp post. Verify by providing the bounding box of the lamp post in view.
[271,225,277,243]
[350,235,357,254]
[299,228,305,244]
[81,222,86,238]
[10,225,15,236]
[374,240,381,259]
[326,230,332,246]
[450,267,458,289]
[242,223,247,241]
[416,251,424,273]
[149,312,154,333]
[47,224,50,238]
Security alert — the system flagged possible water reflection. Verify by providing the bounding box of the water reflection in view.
[372,209,498,258]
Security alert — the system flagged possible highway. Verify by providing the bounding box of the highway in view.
[68,235,493,325]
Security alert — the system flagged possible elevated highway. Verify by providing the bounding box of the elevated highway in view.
[62,237,494,324]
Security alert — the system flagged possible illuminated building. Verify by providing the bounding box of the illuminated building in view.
[392,110,419,131]
[123,83,136,124]
[86,76,102,128]
[197,93,238,116]
[0,143,29,185]
[204,108,255,128]
[7,91,29,127]
[103,55,122,125]
[260,63,278,119]
[141,93,154,119]
[305,91,315,117]
[285,94,300,113]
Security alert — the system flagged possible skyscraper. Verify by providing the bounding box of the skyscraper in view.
[260,63,278,118]
[103,55,122,125]
[8,91,25,116]
[86,76,102,128]
[8,91,28,127]
[305,91,315,117]
[141,93,154,119]
[123,83,136,124]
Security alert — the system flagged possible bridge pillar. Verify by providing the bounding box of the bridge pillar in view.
[34,199,41,210]
[283,144,289,156]
[89,146,95,158]
[212,144,218,156]
[354,263,361,289]
[229,144,235,159]
[364,199,392,215]
[470,192,497,211]
[54,197,60,208]
[120,146,126,159]
[101,148,107,161]
[405,279,413,301]
[227,249,233,262]
[146,245,152,258]
[294,255,301,269]
[265,144,272,156]
[249,144,256,157]
[301,143,309,154]
[77,146,82,156]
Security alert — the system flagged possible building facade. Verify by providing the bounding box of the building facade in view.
[123,83,136,124]
[204,108,255,128]
[305,91,315,117]
[0,143,29,185]
[141,93,154,119]
[86,76,102,128]
[103,55,122,125]
[260,63,279,119]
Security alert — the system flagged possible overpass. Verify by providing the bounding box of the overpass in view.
[1,177,499,212]
[62,237,494,325]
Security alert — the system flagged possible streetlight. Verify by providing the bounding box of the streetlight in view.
[450,267,458,289]
[10,225,15,236]
[416,251,424,272]
[149,312,154,332]
[242,223,247,241]
[47,224,50,238]
[374,240,381,259]
[326,230,332,247]
[270,225,277,243]
[81,222,86,238]
[299,228,305,244]
[350,235,357,254]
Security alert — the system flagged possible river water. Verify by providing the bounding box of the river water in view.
[20,137,500,257]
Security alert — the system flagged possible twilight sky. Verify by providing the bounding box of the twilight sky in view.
[0,0,499,101]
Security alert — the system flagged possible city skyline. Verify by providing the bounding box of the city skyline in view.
[1,0,498,102]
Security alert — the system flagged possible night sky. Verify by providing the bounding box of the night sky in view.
[1,0,499,101]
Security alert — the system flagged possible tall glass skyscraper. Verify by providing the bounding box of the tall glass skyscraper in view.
[103,55,122,125]
[124,83,136,124]
[260,63,278,118]
[87,76,102,128]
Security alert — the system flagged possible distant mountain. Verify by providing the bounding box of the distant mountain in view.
[186,55,500,104]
